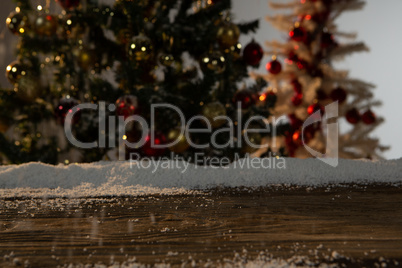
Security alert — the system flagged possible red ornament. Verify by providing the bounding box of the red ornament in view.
[233,90,254,109]
[289,26,307,42]
[56,0,80,9]
[291,79,302,94]
[55,97,80,125]
[243,40,264,66]
[266,59,282,74]
[292,93,303,106]
[116,95,139,119]
[330,87,347,103]
[361,109,376,125]
[345,108,361,124]
[307,103,324,115]
[321,32,336,48]
[142,132,167,157]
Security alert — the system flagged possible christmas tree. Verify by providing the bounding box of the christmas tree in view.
[0,0,286,165]
[252,0,387,159]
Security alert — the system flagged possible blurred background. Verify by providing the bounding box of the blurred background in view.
[1,0,401,159]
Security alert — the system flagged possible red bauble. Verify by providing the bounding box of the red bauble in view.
[56,0,80,9]
[330,87,347,103]
[266,59,282,74]
[115,95,139,119]
[55,97,80,124]
[292,93,303,106]
[361,109,376,125]
[142,133,167,157]
[345,108,361,124]
[321,32,336,48]
[243,40,264,66]
[289,26,307,42]
[307,103,324,115]
[291,79,302,94]
[233,90,254,109]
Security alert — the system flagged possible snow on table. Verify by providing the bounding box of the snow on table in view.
[0,157,401,198]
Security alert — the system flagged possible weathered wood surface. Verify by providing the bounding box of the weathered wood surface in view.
[0,185,401,267]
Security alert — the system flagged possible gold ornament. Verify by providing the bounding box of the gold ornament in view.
[76,49,96,70]
[202,101,227,128]
[217,22,240,49]
[6,61,28,85]
[6,12,29,35]
[242,131,262,154]
[159,53,175,67]
[127,34,154,62]
[200,50,226,74]
[35,14,58,36]
[167,128,190,153]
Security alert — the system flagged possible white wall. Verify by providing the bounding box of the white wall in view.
[0,0,401,159]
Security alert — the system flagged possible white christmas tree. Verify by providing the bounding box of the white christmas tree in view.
[253,0,387,159]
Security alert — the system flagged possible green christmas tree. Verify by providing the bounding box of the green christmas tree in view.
[0,0,287,165]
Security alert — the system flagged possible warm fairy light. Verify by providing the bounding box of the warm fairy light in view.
[131,44,136,49]
[122,135,128,140]
[259,94,267,102]
[67,19,72,25]
[220,56,225,62]
[292,131,300,142]
[19,28,25,34]
[294,45,299,50]
[141,46,146,51]
[37,5,43,11]
[271,55,277,60]
[305,15,312,20]
[300,0,306,3]
[15,7,20,13]
[6,65,11,72]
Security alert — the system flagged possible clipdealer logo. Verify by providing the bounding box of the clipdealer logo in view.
[63,101,339,167]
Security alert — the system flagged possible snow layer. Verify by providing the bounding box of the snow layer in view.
[0,157,401,198]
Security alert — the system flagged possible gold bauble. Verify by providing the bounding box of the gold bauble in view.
[242,132,262,154]
[76,49,96,70]
[127,35,154,62]
[217,22,240,49]
[6,61,28,85]
[159,53,175,67]
[35,14,58,36]
[6,12,29,35]
[200,50,226,74]
[202,101,227,128]
[167,129,190,153]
